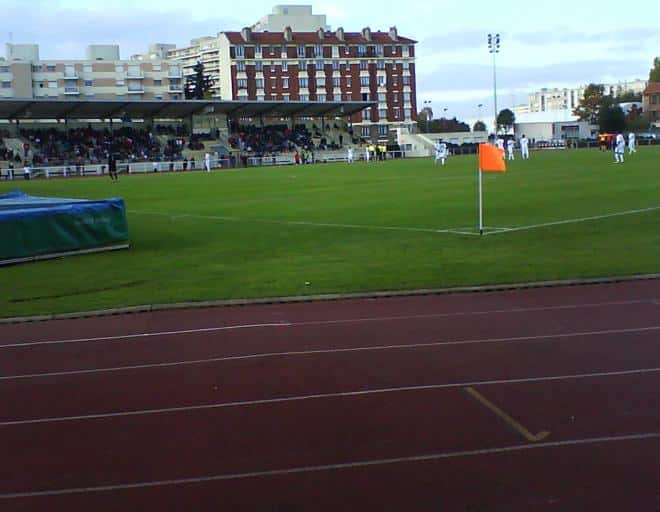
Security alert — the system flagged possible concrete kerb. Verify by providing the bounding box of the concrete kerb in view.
[2,273,659,325]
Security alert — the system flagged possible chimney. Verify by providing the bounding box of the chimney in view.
[283,26,293,42]
[240,27,252,42]
[389,26,398,41]
[335,27,345,41]
[361,27,372,42]
[317,27,325,40]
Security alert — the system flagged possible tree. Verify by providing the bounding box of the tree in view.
[649,57,660,82]
[496,109,515,132]
[473,120,487,132]
[185,62,215,100]
[574,83,605,124]
[625,104,649,132]
[427,117,470,133]
[599,103,625,133]
[615,91,642,103]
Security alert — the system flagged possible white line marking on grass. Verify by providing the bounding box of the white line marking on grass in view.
[484,206,660,235]
[2,432,658,499]
[2,367,659,426]
[0,299,653,349]
[2,326,657,381]
[129,210,477,236]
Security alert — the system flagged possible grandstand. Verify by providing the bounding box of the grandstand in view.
[0,98,375,178]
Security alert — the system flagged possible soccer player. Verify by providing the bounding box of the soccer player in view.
[628,132,637,154]
[204,152,212,172]
[364,147,370,163]
[614,133,625,164]
[506,138,515,160]
[347,147,354,163]
[434,140,448,165]
[520,134,530,160]
[496,137,505,151]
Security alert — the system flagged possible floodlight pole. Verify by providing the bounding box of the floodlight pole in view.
[488,33,500,138]
[477,147,483,236]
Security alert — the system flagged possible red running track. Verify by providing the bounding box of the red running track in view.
[1,280,659,511]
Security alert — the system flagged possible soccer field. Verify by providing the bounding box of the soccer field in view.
[1,147,658,318]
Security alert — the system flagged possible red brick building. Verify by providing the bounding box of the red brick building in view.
[642,82,660,128]
[218,26,417,141]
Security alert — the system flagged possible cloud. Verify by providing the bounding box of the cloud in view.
[512,27,659,46]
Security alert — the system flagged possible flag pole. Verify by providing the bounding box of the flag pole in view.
[477,146,483,236]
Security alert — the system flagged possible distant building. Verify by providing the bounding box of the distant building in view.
[252,5,329,32]
[0,43,183,100]
[528,80,648,113]
[643,82,660,128]
[514,111,595,141]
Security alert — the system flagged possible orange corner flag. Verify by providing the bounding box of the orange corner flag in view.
[479,143,506,172]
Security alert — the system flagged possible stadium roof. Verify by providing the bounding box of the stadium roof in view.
[0,98,375,120]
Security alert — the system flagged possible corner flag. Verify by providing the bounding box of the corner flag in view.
[478,143,506,172]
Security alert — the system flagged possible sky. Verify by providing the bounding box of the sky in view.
[3,0,658,120]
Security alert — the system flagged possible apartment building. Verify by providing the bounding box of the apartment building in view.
[529,79,649,113]
[252,5,329,32]
[167,37,222,97]
[0,43,184,100]
[643,82,660,127]
[215,26,417,140]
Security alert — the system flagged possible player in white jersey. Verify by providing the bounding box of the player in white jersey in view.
[496,137,505,151]
[506,139,515,160]
[520,135,530,160]
[347,147,354,163]
[364,147,370,162]
[434,140,448,165]
[204,152,212,172]
[614,133,625,163]
[628,133,636,154]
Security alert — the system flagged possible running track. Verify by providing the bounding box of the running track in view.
[1,280,659,511]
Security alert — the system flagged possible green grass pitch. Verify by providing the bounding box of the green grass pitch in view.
[1,147,658,318]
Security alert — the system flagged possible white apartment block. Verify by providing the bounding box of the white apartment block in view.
[0,43,184,100]
[252,5,329,32]
[529,79,649,113]
[167,37,221,97]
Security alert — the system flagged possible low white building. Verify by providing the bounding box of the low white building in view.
[514,111,595,141]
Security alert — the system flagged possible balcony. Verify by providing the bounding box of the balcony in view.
[168,85,183,93]
[64,87,80,95]
[168,70,182,78]
[127,87,145,94]
[126,72,145,79]
[63,73,79,80]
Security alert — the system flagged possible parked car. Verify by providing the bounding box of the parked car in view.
[637,132,657,140]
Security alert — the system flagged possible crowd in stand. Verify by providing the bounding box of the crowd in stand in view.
[228,123,313,155]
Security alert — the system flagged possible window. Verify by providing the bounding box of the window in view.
[379,108,387,118]
[83,65,93,73]
[235,46,244,58]
[255,45,262,55]
[402,61,409,71]
[332,77,340,87]
[403,92,411,103]
[317,93,326,102]
[377,60,385,70]
[358,45,366,56]
[300,94,309,101]
[1,81,11,88]
[256,78,264,89]
[378,93,386,102]
[362,108,370,120]
[47,81,57,89]
[298,60,305,69]
[404,108,411,119]
[116,79,125,86]
[115,65,124,73]
[153,79,162,86]
[282,78,289,89]
[379,124,388,136]
[332,60,339,71]
[315,45,322,57]
[255,61,263,72]
[378,76,385,87]
[282,61,288,72]
[281,46,287,57]
[403,76,411,86]
[360,60,368,71]
[360,76,370,87]
[271,78,277,89]
[84,80,93,87]
[283,94,290,102]
[153,64,162,71]
[257,94,264,101]
[46,65,56,72]
[297,45,305,57]
[237,78,247,89]
[332,46,339,58]
[299,78,308,88]
[361,126,370,137]
[316,60,324,69]
[376,45,383,56]
[236,61,245,72]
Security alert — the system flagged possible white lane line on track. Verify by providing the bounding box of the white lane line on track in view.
[2,325,658,381]
[2,367,658,427]
[2,431,659,499]
[1,299,654,349]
